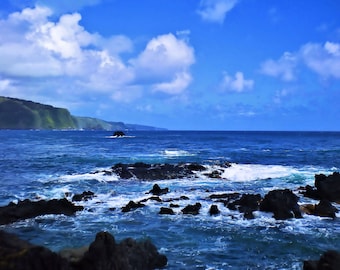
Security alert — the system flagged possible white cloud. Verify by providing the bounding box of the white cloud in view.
[260,52,297,81]
[301,41,340,79]
[197,0,238,24]
[132,33,195,94]
[220,72,254,92]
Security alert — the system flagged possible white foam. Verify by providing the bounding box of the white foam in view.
[58,171,119,183]
[163,149,195,157]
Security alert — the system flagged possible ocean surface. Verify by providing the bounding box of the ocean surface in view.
[1,130,340,269]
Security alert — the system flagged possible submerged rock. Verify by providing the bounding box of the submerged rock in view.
[0,198,83,225]
[121,200,145,213]
[303,250,340,270]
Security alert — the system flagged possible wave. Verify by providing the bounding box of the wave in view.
[162,149,195,157]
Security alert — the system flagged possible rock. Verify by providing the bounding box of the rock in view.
[72,191,95,202]
[227,194,261,214]
[140,196,162,203]
[75,231,167,270]
[113,131,125,137]
[0,230,70,270]
[159,207,175,215]
[148,184,169,196]
[209,205,220,216]
[204,170,223,178]
[121,201,145,213]
[109,162,207,180]
[260,189,302,220]
[181,203,202,215]
[315,172,340,202]
[0,198,83,225]
[303,250,340,270]
[302,200,339,218]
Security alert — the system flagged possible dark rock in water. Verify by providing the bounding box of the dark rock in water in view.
[209,192,240,201]
[72,191,95,202]
[303,250,340,270]
[260,189,302,220]
[227,193,261,215]
[301,200,338,218]
[0,230,70,270]
[109,162,207,181]
[0,230,167,270]
[0,198,83,225]
[186,163,206,171]
[121,200,145,213]
[75,231,167,270]
[113,131,125,137]
[140,196,162,203]
[159,207,175,215]
[204,170,223,178]
[181,203,202,215]
[315,172,340,202]
[148,184,169,196]
[209,204,220,216]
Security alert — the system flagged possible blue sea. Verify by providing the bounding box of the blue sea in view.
[1,130,340,269]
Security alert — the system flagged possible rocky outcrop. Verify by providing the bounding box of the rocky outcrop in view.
[0,230,167,270]
[148,184,169,196]
[72,191,95,202]
[303,250,340,270]
[0,199,83,225]
[300,200,338,218]
[181,203,202,215]
[260,189,302,220]
[302,172,340,202]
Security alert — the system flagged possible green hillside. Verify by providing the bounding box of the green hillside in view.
[0,97,77,129]
[0,96,165,130]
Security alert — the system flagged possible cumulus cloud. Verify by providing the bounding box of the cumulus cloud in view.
[220,72,254,92]
[260,52,297,81]
[301,41,340,79]
[132,33,195,94]
[197,0,238,24]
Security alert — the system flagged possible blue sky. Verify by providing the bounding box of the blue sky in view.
[0,0,339,130]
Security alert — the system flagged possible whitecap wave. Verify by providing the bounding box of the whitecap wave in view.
[162,149,195,157]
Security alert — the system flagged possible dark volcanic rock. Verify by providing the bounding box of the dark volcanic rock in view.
[181,203,202,215]
[109,162,207,180]
[75,231,167,270]
[260,189,302,220]
[72,191,95,202]
[301,200,338,218]
[0,230,167,270]
[148,184,169,196]
[0,230,70,270]
[315,172,340,202]
[209,205,220,216]
[159,207,175,215]
[121,201,145,213]
[0,198,83,225]
[303,250,340,270]
[113,131,125,137]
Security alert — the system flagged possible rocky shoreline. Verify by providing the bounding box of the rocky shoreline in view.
[1,162,340,269]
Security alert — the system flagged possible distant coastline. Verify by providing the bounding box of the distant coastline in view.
[0,96,166,131]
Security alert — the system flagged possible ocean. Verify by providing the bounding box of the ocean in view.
[0,130,340,269]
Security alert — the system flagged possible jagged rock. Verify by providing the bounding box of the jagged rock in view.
[113,131,125,137]
[303,250,340,270]
[148,184,169,196]
[159,207,175,215]
[209,205,220,216]
[121,201,145,213]
[204,170,223,178]
[140,196,162,203]
[181,203,201,215]
[72,191,95,202]
[301,200,338,218]
[260,189,302,220]
[0,198,83,225]
[75,231,167,270]
[227,194,261,213]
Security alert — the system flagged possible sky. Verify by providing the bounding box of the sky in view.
[0,0,339,130]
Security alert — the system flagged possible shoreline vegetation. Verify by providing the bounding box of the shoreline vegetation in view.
[1,162,340,269]
[0,96,165,131]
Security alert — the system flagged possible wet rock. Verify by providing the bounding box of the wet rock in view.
[113,131,125,137]
[227,193,261,214]
[159,207,175,215]
[181,203,202,215]
[121,201,145,213]
[148,184,169,196]
[72,191,95,202]
[0,230,70,270]
[260,189,302,220]
[75,231,167,270]
[209,204,220,216]
[303,250,340,270]
[140,196,162,203]
[186,163,206,171]
[204,170,223,178]
[301,200,338,218]
[0,198,83,225]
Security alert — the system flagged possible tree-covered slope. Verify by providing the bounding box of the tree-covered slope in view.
[0,96,77,129]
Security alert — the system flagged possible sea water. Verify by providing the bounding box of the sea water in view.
[0,130,340,269]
